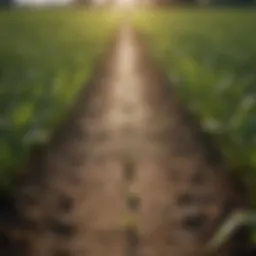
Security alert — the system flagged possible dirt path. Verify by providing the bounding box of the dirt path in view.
[4,26,245,256]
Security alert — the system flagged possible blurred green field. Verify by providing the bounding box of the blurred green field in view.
[134,9,256,205]
[0,9,120,190]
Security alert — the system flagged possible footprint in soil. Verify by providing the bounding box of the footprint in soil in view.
[190,170,206,185]
[181,213,208,232]
[127,196,140,211]
[57,196,73,213]
[49,219,76,237]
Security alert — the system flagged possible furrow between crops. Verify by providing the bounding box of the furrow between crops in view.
[4,25,246,256]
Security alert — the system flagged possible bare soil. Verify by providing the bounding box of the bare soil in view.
[0,26,248,256]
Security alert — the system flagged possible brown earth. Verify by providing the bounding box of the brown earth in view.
[0,26,248,256]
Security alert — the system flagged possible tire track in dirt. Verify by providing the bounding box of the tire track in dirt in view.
[3,26,246,256]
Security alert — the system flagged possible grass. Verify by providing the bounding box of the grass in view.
[133,8,256,206]
[0,8,120,190]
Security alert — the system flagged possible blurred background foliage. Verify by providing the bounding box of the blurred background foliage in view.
[133,9,256,206]
[0,9,120,189]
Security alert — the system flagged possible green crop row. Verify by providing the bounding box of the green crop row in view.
[0,9,120,189]
[134,9,256,205]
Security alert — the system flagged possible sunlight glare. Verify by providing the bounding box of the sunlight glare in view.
[94,0,137,8]
[116,0,135,6]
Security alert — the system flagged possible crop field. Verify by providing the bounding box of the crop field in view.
[1,7,256,210]
[134,9,256,205]
[0,9,120,190]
